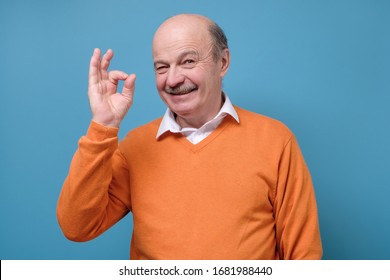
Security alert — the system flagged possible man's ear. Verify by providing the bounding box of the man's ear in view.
[220,48,230,78]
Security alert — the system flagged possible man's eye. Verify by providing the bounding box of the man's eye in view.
[155,66,168,73]
[182,59,196,68]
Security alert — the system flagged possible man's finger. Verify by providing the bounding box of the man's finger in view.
[101,49,114,72]
[122,74,136,99]
[89,48,101,86]
[108,70,129,85]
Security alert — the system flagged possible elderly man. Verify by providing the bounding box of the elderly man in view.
[57,14,322,259]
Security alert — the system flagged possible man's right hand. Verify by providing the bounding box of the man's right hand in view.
[88,48,136,128]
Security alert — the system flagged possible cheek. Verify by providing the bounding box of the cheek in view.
[184,70,202,87]
[155,75,166,91]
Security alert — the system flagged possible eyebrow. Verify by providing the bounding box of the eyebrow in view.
[154,50,198,68]
[178,50,198,61]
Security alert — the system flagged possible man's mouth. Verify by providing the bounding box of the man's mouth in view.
[165,84,198,95]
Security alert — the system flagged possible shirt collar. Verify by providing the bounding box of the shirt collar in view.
[156,94,239,139]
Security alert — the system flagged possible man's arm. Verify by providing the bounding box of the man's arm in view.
[273,136,322,259]
[57,122,131,241]
[57,49,135,241]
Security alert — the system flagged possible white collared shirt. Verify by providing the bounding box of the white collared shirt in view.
[156,94,240,144]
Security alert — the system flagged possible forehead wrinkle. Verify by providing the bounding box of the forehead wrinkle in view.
[154,47,198,64]
[153,32,215,68]
[153,22,213,58]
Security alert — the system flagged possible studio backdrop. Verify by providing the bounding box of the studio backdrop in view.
[0,0,389,259]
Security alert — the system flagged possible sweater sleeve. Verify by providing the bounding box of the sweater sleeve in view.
[57,121,131,242]
[273,136,322,259]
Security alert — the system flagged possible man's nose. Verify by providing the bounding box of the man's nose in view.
[166,67,185,88]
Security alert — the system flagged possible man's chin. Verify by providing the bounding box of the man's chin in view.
[168,102,197,117]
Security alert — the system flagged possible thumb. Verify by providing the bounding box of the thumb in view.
[122,74,136,99]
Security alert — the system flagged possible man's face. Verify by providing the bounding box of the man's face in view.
[152,17,229,127]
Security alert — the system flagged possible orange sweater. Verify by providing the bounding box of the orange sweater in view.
[57,107,322,259]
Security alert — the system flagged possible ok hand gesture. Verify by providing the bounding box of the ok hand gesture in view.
[88,48,136,128]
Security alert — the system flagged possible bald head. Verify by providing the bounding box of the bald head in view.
[153,14,228,61]
[157,14,213,30]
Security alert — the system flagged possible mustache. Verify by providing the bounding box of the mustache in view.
[164,84,198,95]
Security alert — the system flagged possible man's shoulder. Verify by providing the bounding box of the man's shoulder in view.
[121,117,162,143]
[234,106,293,137]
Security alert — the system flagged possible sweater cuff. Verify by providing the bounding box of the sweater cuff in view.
[86,121,119,141]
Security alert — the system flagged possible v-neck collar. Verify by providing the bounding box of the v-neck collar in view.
[174,116,237,153]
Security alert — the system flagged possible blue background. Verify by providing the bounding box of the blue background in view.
[0,0,389,260]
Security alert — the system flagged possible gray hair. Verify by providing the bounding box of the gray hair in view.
[208,21,228,61]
